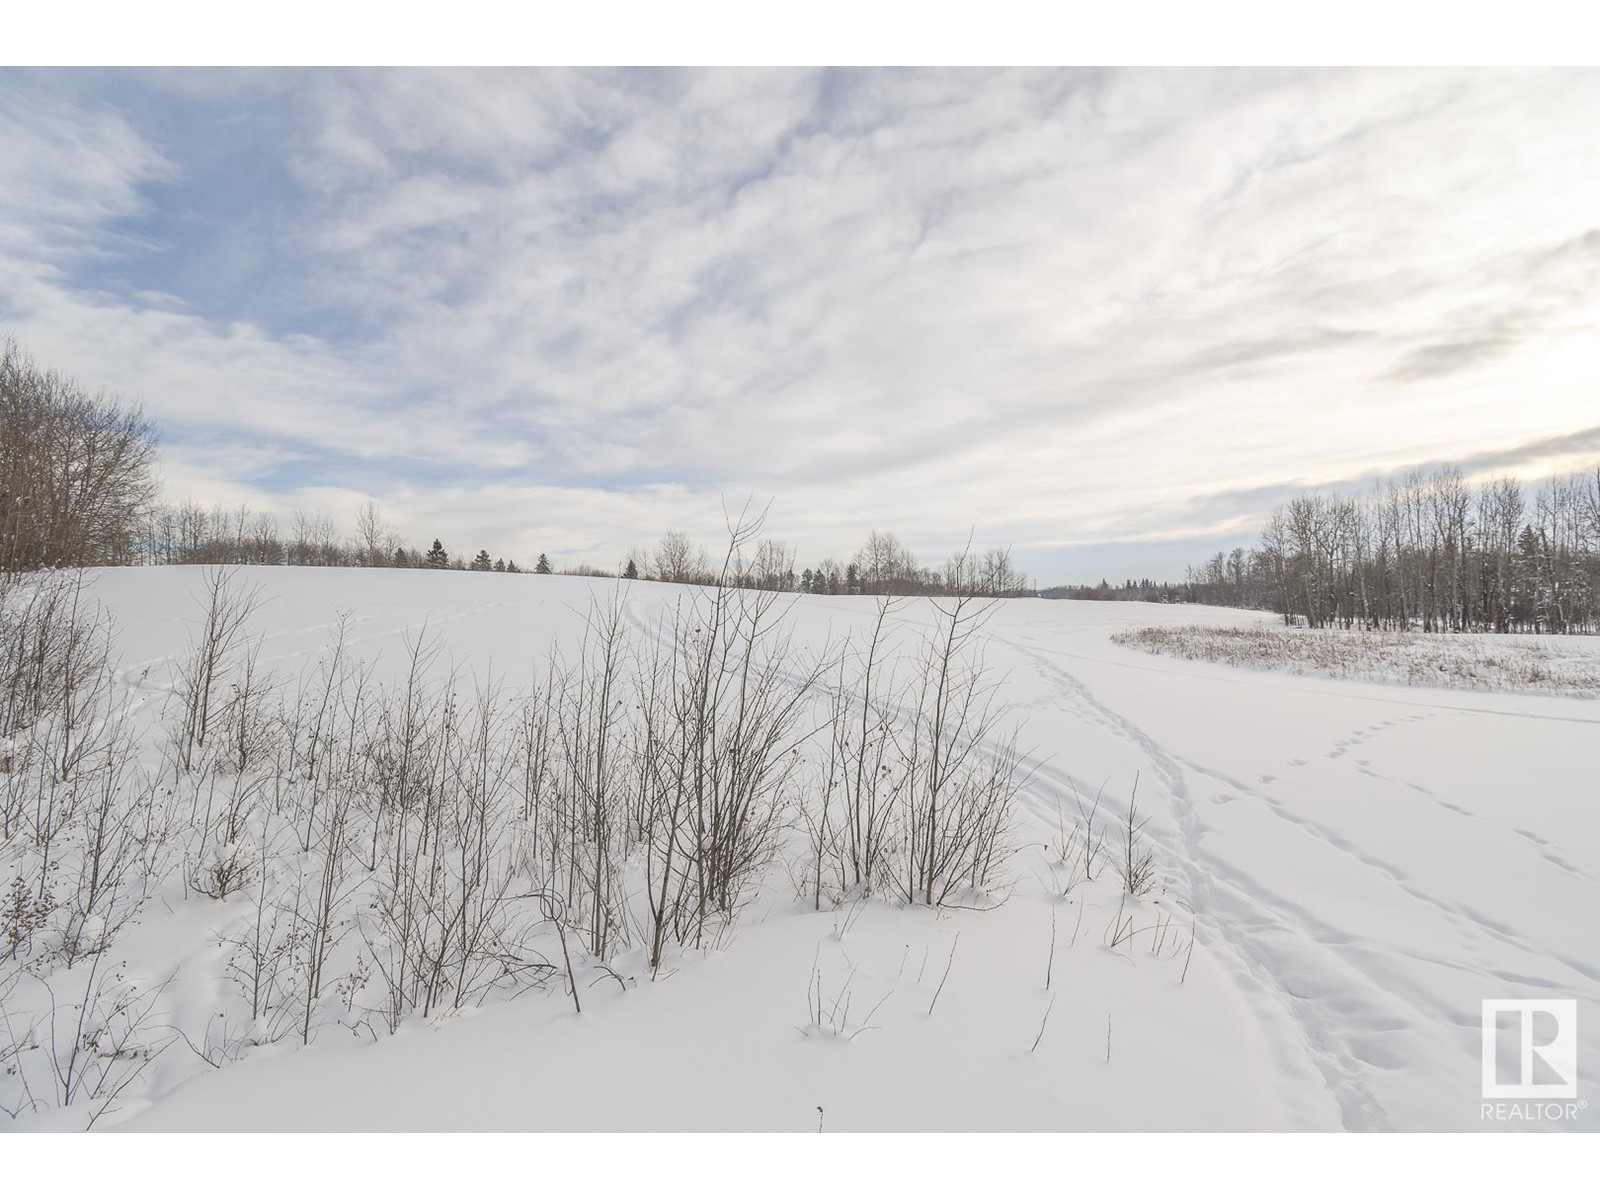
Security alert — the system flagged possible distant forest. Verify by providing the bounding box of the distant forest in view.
[1177,466,1600,634]
[127,501,1032,598]
[6,335,1597,630]
[1041,579,1186,603]
[2,336,1029,597]
[1051,467,1600,635]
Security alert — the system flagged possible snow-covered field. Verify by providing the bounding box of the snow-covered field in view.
[4,567,1596,1132]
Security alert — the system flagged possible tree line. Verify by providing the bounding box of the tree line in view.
[634,526,1030,597]
[4,337,1031,596]
[1041,578,1187,603]
[132,499,550,575]
[1181,465,1600,634]
[128,499,1031,597]
[4,332,1035,596]
[24,331,1596,630]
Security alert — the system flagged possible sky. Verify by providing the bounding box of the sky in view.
[2,66,1598,583]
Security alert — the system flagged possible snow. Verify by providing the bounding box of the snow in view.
[6,566,1597,1132]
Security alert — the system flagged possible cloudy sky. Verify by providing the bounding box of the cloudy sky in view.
[2,67,1598,581]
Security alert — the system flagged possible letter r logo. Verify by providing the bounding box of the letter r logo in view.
[1482,1000,1578,1099]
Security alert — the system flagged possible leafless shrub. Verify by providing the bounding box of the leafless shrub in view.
[1,507,1056,1117]
[896,585,1027,907]
[807,600,905,904]
[220,814,301,1044]
[172,568,265,772]
[1043,782,1111,896]
[1117,774,1157,898]
[58,728,163,964]
[800,945,890,1041]
[216,638,282,774]
[1074,786,1109,884]
[1104,892,1136,949]
[3,876,54,961]
[293,769,357,1043]
[184,768,271,899]
[552,592,634,962]
[629,506,826,972]
[3,951,174,1126]
[0,572,112,754]
[0,567,168,987]
[359,657,546,1032]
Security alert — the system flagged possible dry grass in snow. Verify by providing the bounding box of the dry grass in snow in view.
[1111,624,1600,697]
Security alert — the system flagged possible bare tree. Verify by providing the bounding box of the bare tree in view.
[355,500,395,567]
[854,530,912,594]
[653,529,709,585]
[0,336,159,574]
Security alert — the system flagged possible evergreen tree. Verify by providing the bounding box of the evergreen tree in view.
[535,553,552,574]
[472,549,492,571]
[624,558,639,580]
[394,547,409,568]
[505,559,519,573]
[846,563,860,594]
[426,539,448,568]
[494,557,505,572]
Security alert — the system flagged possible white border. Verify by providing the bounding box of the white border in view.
[5,2,1600,67]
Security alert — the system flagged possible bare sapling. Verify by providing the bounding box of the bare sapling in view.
[46,573,119,783]
[556,589,634,961]
[802,944,891,1040]
[173,567,264,773]
[218,636,280,774]
[221,809,299,1043]
[818,598,905,900]
[31,950,175,1125]
[295,759,356,1043]
[1117,773,1157,897]
[926,931,960,1016]
[1030,992,1056,1054]
[639,504,825,964]
[896,562,1028,907]
[60,721,158,964]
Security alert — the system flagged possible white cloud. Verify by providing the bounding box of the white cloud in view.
[3,67,1599,579]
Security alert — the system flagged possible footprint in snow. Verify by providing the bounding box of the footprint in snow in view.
[1348,1036,1408,1071]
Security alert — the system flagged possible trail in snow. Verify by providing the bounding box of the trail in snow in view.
[991,616,1598,1131]
[10,569,1593,1131]
[996,633,1397,1129]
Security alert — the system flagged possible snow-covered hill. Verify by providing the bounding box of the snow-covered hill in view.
[4,567,1595,1131]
